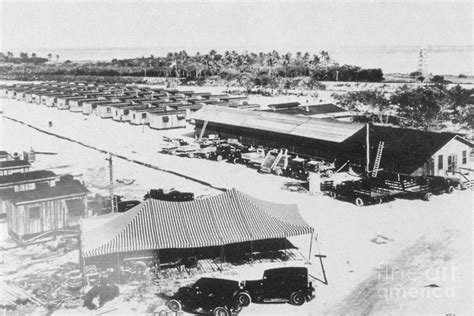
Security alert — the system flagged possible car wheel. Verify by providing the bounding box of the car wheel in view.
[187,152,195,158]
[236,292,251,307]
[274,167,283,176]
[424,192,433,201]
[167,299,182,312]
[325,170,334,177]
[216,155,223,161]
[289,291,305,306]
[329,191,337,199]
[232,157,239,164]
[447,185,454,194]
[213,306,230,316]
[231,304,243,313]
[355,197,365,207]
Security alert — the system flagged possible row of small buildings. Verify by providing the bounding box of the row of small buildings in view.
[0,82,251,130]
[0,152,88,244]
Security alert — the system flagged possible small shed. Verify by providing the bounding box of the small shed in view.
[97,102,131,119]
[4,176,89,244]
[129,107,166,125]
[112,104,148,122]
[148,110,187,130]
[0,170,57,219]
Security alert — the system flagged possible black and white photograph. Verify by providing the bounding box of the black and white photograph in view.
[0,0,472,315]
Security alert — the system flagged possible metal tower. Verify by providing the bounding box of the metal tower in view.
[417,48,427,76]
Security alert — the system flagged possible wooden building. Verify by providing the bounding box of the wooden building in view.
[96,102,131,119]
[0,170,57,219]
[112,104,148,122]
[192,105,473,176]
[0,160,31,176]
[148,110,187,129]
[3,176,89,244]
[129,107,167,125]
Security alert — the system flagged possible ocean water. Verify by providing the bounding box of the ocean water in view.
[28,46,473,75]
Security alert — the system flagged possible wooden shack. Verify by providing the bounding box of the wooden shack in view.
[96,102,131,119]
[148,110,187,129]
[4,176,89,244]
[0,170,57,219]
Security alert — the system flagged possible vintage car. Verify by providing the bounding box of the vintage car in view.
[167,277,244,316]
[236,267,315,306]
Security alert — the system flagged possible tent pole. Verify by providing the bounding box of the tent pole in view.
[78,233,86,286]
[220,246,225,272]
[250,241,254,265]
[308,232,314,263]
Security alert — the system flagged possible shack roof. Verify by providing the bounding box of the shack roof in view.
[2,179,88,205]
[192,105,364,143]
[264,103,345,116]
[0,170,57,187]
[148,109,186,116]
[0,160,31,169]
[267,102,300,109]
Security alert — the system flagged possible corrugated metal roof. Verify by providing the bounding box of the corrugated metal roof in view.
[192,105,364,143]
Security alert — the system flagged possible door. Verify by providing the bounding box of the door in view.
[426,158,434,176]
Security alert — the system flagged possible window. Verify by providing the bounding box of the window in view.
[132,114,136,119]
[462,150,467,164]
[162,116,170,123]
[142,113,147,119]
[447,154,457,172]
[438,155,443,170]
[29,206,40,219]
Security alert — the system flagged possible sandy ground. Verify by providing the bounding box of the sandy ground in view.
[0,89,473,315]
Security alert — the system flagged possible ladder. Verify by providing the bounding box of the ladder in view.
[371,141,384,177]
[198,120,208,141]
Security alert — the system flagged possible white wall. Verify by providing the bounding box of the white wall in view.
[430,137,472,176]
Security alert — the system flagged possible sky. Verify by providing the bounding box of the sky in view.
[0,0,472,53]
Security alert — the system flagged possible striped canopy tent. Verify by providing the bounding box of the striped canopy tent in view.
[81,189,314,258]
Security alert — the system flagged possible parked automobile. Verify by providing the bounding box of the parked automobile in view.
[240,146,266,167]
[236,267,315,306]
[285,157,310,180]
[167,277,244,316]
[144,188,194,201]
[209,143,249,163]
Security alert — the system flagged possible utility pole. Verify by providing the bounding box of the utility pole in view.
[106,153,116,213]
[366,124,370,172]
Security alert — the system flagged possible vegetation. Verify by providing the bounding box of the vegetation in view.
[0,51,49,64]
[335,84,474,130]
[1,50,384,87]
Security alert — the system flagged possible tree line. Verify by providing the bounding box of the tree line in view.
[1,50,384,84]
[0,52,60,64]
